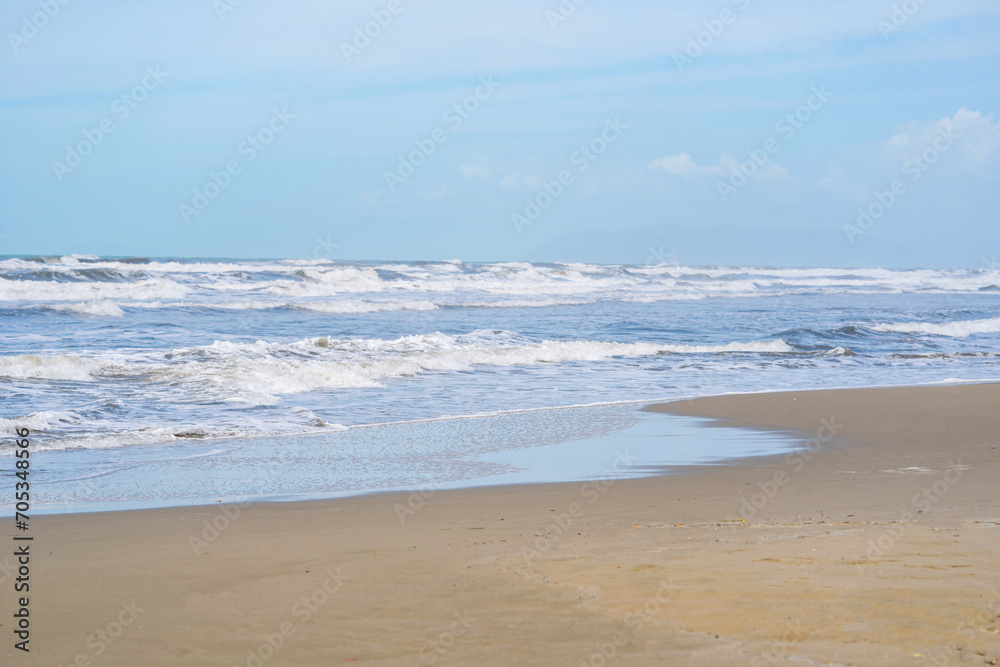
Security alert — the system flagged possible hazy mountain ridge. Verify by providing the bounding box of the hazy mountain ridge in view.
[525,224,944,268]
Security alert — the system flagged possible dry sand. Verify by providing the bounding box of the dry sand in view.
[3,383,999,666]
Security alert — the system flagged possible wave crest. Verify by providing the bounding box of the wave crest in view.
[870,316,1000,337]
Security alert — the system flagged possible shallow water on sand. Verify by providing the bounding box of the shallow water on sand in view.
[22,406,798,513]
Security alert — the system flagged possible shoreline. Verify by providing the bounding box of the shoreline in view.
[12,403,801,516]
[3,383,999,665]
[16,378,997,517]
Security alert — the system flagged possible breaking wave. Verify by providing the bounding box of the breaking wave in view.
[869,316,1000,338]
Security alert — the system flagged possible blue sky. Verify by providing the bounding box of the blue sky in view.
[1,0,999,266]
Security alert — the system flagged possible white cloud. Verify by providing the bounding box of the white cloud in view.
[460,164,493,179]
[649,153,725,178]
[651,152,789,181]
[814,107,1000,213]
[718,153,791,181]
[416,183,454,200]
[499,172,541,191]
[816,165,867,200]
[880,108,1000,163]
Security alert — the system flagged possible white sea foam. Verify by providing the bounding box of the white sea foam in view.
[458,298,596,308]
[153,332,794,402]
[10,427,207,453]
[870,316,1000,337]
[0,332,792,402]
[0,354,113,381]
[0,409,348,453]
[0,277,189,302]
[930,377,1000,384]
[2,261,999,314]
[44,300,126,317]
[134,300,442,313]
[294,300,439,313]
[0,410,83,434]
[624,294,709,303]
[13,297,602,314]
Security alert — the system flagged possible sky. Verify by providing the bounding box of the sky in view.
[1,0,999,266]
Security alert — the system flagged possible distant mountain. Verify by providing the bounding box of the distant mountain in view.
[523,224,938,268]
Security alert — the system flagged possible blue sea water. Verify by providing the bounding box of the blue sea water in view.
[1,256,999,510]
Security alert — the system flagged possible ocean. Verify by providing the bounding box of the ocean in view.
[2,256,999,510]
